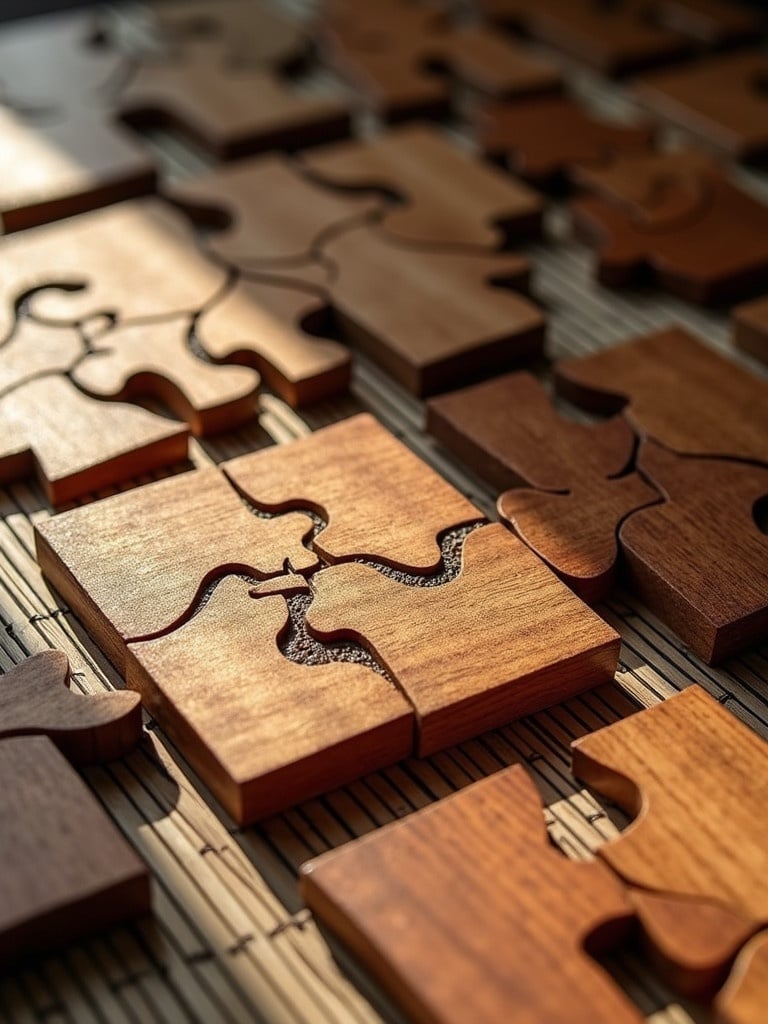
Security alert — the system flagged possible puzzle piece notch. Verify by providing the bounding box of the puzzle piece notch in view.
[572,684,768,994]
[732,295,768,367]
[0,651,141,765]
[301,764,641,1024]
[301,123,545,250]
[0,319,82,395]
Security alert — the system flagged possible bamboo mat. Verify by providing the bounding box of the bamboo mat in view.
[1,4,768,1021]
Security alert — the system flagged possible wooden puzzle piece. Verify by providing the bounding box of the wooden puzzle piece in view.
[35,467,319,668]
[555,327,768,465]
[167,153,382,268]
[427,372,659,600]
[0,319,82,394]
[732,295,768,367]
[635,51,768,164]
[301,123,544,249]
[0,106,155,233]
[319,1,561,121]
[194,276,351,408]
[307,523,621,753]
[573,685,768,993]
[570,148,719,209]
[715,931,768,1024]
[225,413,484,573]
[317,222,545,395]
[0,735,150,966]
[72,314,258,435]
[618,441,768,664]
[479,96,653,190]
[127,577,414,823]
[301,764,640,1024]
[120,40,350,159]
[0,651,140,765]
[0,374,188,506]
[0,199,228,344]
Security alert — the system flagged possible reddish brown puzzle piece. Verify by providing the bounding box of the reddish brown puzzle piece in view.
[732,295,768,367]
[716,931,768,1024]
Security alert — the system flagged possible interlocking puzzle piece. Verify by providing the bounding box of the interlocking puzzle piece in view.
[716,931,768,1024]
[319,0,561,121]
[307,523,620,752]
[555,327,768,465]
[427,373,659,601]
[0,650,140,764]
[317,222,545,395]
[635,52,768,164]
[301,764,640,1024]
[225,413,484,573]
[0,319,82,394]
[168,153,382,268]
[302,123,544,249]
[120,39,350,159]
[571,147,718,207]
[36,467,318,668]
[732,295,768,367]
[0,106,155,233]
[127,576,413,823]
[618,441,768,664]
[570,153,768,303]
[572,685,768,993]
[478,96,654,190]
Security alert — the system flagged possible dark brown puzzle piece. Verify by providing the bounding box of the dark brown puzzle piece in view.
[732,295,768,367]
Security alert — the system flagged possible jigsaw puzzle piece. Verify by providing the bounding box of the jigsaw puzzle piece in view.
[120,40,350,159]
[35,467,319,668]
[225,413,483,573]
[0,651,140,765]
[634,51,768,164]
[0,374,188,506]
[72,314,258,435]
[320,222,545,395]
[555,327,768,465]
[127,576,413,823]
[716,931,768,1024]
[573,685,768,992]
[319,1,561,121]
[619,441,768,663]
[0,106,155,233]
[301,764,640,1024]
[302,123,544,249]
[167,154,382,268]
[732,295,768,367]
[307,523,620,752]
[195,275,351,407]
[0,199,228,343]
[479,96,653,190]
[0,319,82,394]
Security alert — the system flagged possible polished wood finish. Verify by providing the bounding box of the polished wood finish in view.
[301,765,640,1024]
[302,124,544,248]
[716,931,768,1024]
[573,685,768,993]
[307,523,621,753]
[732,295,768,367]
[0,651,140,765]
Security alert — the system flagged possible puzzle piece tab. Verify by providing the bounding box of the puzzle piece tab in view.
[573,685,768,993]
[301,764,640,1024]
[716,930,768,1024]
[732,295,768,367]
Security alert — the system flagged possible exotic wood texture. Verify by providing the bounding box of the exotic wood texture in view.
[716,931,768,1024]
[573,685,768,995]
[555,326,768,465]
[120,40,350,160]
[127,577,414,823]
[0,651,140,765]
[634,52,768,164]
[427,373,659,601]
[167,154,382,267]
[35,467,318,668]
[301,123,545,248]
[619,442,768,664]
[301,765,640,1024]
[307,523,621,753]
[318,1,561,122]
[570,154,768,304]
[0,736,150,966]
[225,413,483,572]
[316,222,545,395]
[479,96,653,190]
[732,295,768,366]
